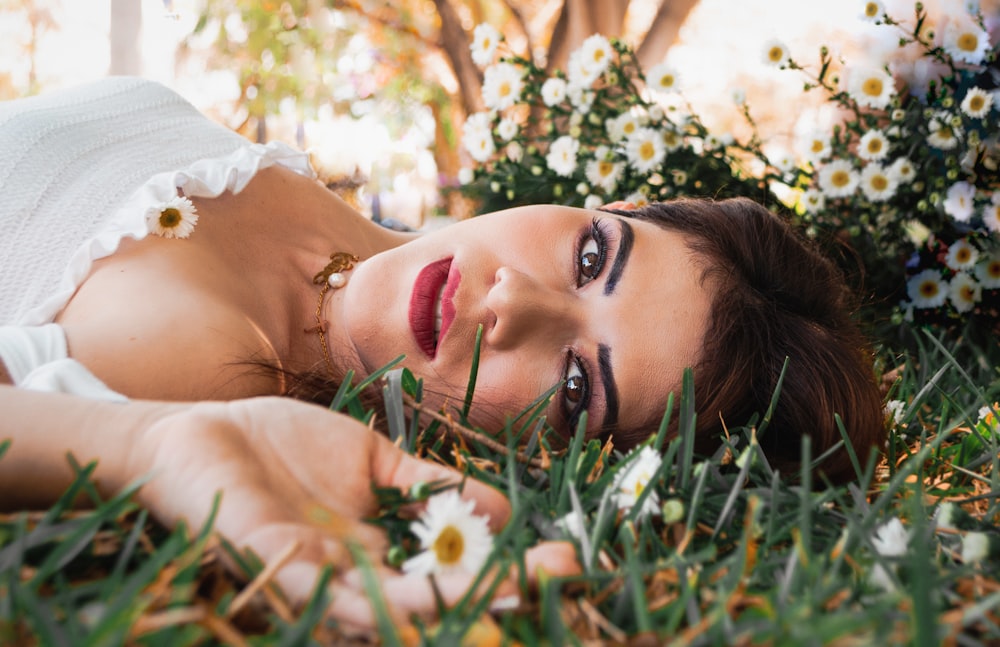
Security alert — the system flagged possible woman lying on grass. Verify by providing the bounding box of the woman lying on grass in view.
[0,77,885,627]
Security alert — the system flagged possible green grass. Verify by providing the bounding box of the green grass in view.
[2,329,998,645]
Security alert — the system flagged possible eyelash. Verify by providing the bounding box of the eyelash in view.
[561,218,611,429]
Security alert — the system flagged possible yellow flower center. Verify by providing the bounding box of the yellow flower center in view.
[433,525,465,566]
[831,170,851,187]
[593,49,606,64]
[623,122,636,135]
[865,2,879,17]
[768,46,784,63]
[936,125,954,140]
[639,141,655,161]
[663,132,679,147]
[957,32,979,53]
[659,74,675,88]
[920,281,939,298]
[987,261,1000,280]
[870,175,888,191]
[863,78,883,97]
[960,285,976,301]
[867,139,883,154]
[482,38,492,50]
[811,140,825,153]
[598,161,614,177]
[159,208,182,229]
[968,95,985,112]
[499,81,511,97]
[956,248,971,264]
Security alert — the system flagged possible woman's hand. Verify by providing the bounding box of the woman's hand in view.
[133,397,579,628]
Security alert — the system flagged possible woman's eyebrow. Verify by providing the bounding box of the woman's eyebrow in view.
[598,343,619,431]
[604,218,634,295]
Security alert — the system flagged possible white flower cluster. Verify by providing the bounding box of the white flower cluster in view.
[458,23,748,206]
[904,239,1000,315]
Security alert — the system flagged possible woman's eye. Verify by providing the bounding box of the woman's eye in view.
[579,238,601,280]
[576,221,607,287]
[562,356,590,423]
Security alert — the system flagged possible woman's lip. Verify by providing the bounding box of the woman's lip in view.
[439,263,460,345]
[409,257,452,358]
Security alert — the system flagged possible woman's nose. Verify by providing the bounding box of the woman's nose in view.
[485,266,578,350]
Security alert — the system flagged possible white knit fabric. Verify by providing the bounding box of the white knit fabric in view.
[0,75,315,325]
[0,76,317,399]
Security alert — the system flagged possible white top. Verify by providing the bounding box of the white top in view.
[0,76,317,398]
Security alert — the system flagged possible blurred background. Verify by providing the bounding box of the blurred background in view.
[1,0,996,227]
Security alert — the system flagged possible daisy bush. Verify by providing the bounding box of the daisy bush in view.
[783,1,1000,339]
[459,2,1000,346]
[457,31,783,215]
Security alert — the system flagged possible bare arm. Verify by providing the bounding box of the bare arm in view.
[0,386,579,626]
[0,384,180,508]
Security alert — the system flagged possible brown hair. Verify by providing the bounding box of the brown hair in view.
[603,197,885,484]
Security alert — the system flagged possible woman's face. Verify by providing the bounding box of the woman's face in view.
[331,205,713,441]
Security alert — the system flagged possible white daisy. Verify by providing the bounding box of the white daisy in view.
[762,39,790,67]
[546,135,581,177]
[860,164,898,202]
[872,518,909,557]
[496,117,518,141]
[402,490,493,577]
[948,272,981,313]
[555,510,587,542]
[818,159,860,198]
[146,196,198,239]
[611,446,662,517]
[974,253,1000,288]
[624,190,650,207]
[885,399,906,425]
[982,198,1000,233]
[607,111,643,143]
[907,269,948,308]
[584,194,604,210]
[505,141,523,163]
[943,181,976,223]
[961,87,994,119]
[482,62,524,111]
[889,157,916,183]
[731,87,747,105]
[462,112,496,163]
[470,23,501,68]
[703,133,726,152]
[801,188,826,213]
[541,77,568,107]
[661,128,684,153]
[645,61,681,93]
[577,34,613,79]
[944,238,979,271]
[943,18,990,65]
[568,86,596,113]
[585,156,623,193]
[858,129,890,161]
[960,532,991,565]
[625,127,667,173]
[802,130,832,163]
[859,0,886,22]
[848,67,895,109]
[768,148,796,173]
[457,167,474,185]
[926,111,963,150]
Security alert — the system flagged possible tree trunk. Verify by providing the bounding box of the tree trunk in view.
[431,0,484,115]
[109,0,142,76]
[635,0,700,69]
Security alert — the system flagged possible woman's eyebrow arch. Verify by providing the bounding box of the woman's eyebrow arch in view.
[604,218,634,295]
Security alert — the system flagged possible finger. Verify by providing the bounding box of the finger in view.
[522,541,582,582]
[369,434,512,531]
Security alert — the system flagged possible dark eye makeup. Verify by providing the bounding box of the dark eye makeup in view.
[561,217,612,430]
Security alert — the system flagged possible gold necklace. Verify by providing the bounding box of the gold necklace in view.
[307,252,358,375]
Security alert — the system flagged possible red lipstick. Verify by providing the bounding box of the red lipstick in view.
[409,257,459,358]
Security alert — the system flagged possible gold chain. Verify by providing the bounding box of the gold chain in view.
[308,252,358,375]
